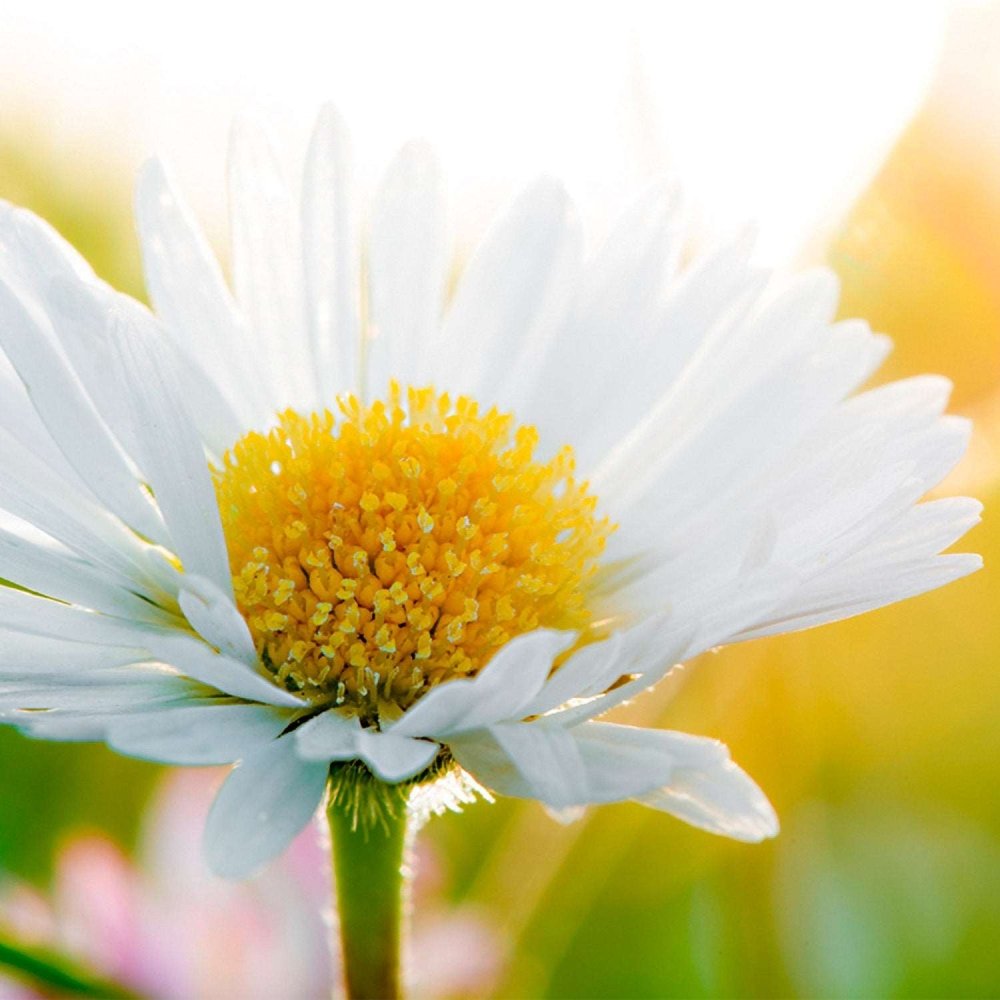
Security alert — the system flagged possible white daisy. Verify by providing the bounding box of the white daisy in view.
[0,106,980,880]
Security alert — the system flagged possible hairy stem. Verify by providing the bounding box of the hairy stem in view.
[327,776,409,1000]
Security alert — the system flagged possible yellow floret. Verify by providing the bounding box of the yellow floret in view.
[213,383,612,720]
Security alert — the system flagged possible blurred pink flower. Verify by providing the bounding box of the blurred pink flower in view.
[0,770,500,999]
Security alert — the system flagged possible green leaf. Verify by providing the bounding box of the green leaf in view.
[0,932,142,999]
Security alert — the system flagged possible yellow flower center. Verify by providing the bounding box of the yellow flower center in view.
[214,385,612,720]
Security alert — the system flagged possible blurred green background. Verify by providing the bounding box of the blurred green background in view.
[2,29,1000,1000]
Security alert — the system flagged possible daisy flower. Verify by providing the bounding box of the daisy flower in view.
[0,105,980,993]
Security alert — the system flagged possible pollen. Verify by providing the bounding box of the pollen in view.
[214,384,612,721]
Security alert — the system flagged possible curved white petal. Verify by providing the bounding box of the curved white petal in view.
[0,423,168,597]
[355,730,439,783]
[1,205,241,478]
[147,633,305,708]
[534,227,765,471]
[484,720,589,807]
[0,586,171,646]
[0,279,167,546]
[228,117,312,412]
[737,552,982,640]
[523,632,627,718]
[433,176,580,405]
[295,710,439,783]
[0,199,94,285]
[541,617,694,726]
[10,712,128,742]
[0,528,170,623]
[204,735,328,879]
[106,305,233,598]
[0,204,150,471]
[523,612,690,721]
[567,722,729,802]
[178,574,258,665]
[108,702,292,765]
[593,270,853,519]
[451,720,760,827]
[0,630,146,678]
[388,629,577,738]
[0,352,84,489]
[294,708,362,757]
[302,105,360,401]
[446,728,535,800]
[0,668,196,713]
[365,140,446,397]
[524,180,683,462]
[635,759,779,842]
[135,157,261,430]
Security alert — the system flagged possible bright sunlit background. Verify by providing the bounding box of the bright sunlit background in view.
[1,2,998,997]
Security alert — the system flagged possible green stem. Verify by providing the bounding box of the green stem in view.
[0,933,140,999]
[327,780,409,1000]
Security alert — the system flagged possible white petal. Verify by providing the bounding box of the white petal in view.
[738,552,981,640]
[365,140,446,397]
[164,348,246,460]
[46,275,238,470]
[388,629,577,738]
[147,633,305,708]
[108,703,292,765]
[848,496,982,563]
[845,372,953,425]
[229,117,312,412]
[106,304,233,598]
[0,586,169,646]
[523,633,626,717]
[135,157,261,428]
[0,278,166,544]
[0,200,94,285]
[301,105,360,401]
[0,668,196,713]
[1,200,234,482]
[523,612,688,720]
[10,712,124,741]
[524,181,683,462]
[0,205,149,469]
[635,759,779,842]
[0,424,165,596]
[445,728,534,799]
[486,720,588,807]
[204,736,328,879]
[540,228,765,471]
[451,720,743,814]
[73,284,245,461]
[565,723,729,802]
[545,617,693,726]
[593,272,868,525]
[178,574,258,665]
[296,710,439,783]
[0,528,169,623]
[295,709,363,757]
[0,353,84,489]
[433,176,580,405]
[0,630,145,677]
[355,730,439,783]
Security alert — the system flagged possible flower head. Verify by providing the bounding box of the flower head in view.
[0,106,980,878]
[217,384,609,715]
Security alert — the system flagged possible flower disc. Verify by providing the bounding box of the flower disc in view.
[215,384,612,720]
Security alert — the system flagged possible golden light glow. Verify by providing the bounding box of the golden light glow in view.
[215,385,611,720]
